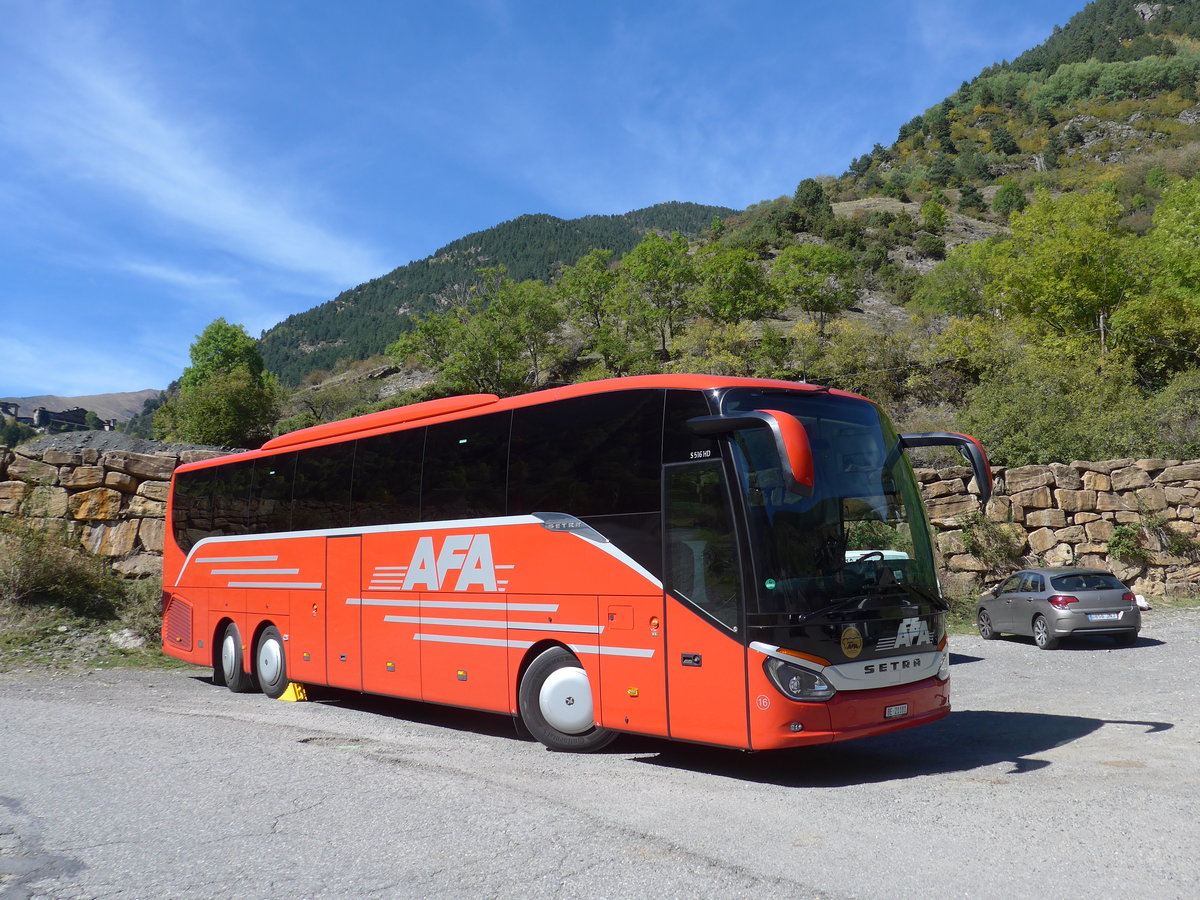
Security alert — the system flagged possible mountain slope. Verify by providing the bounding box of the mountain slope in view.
[260,201,734,384]
[0,390,160,424]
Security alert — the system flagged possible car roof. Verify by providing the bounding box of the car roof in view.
[1017,567,1114,578]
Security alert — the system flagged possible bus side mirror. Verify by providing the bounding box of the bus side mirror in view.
[687,410,814,496]
[899,431,992,505]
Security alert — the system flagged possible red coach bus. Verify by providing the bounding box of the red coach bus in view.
[162,374,990,752]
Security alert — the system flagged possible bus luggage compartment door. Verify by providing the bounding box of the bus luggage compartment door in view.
[326,535,363,691]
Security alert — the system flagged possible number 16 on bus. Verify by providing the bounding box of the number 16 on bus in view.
[162,375,991,752]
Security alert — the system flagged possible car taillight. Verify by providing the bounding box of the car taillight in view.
[1048,595,1079,609]
[1122,592,1137,607]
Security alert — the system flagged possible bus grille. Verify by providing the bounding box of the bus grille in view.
[165,596,193,651]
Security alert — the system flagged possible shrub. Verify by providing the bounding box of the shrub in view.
[959,511,1025,576]
[0,520,123,618]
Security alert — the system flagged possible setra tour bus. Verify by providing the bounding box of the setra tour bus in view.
[161,374,991,752]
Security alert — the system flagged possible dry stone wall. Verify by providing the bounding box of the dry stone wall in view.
[0,444,227,578]
[923,459,1200,598]
[3,440,1200,599]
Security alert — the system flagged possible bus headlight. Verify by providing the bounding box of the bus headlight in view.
[764,659,836,702]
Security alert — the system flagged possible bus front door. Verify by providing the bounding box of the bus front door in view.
[663,461,750,748]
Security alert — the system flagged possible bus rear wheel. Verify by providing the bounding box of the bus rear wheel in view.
[255,626,289,699]
[519,647,617,752]
[219,623,256,693]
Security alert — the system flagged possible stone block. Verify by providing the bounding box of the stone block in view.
[1085,519,1115,542]
[136,481,170,502]
[21,486,70,519]
[1073,459,1131,475]
[1054,489,1096,513]
[1057,525,1086,544]
[1043,543,1075,566]
[41,449,82,466]
[179,450,230,465]
[1164,486,1200,506]
[1026,508,1068,528]
[1134,458,1175,473]
[69,488,125,521]
[925,495,979,524]
[127,496,166,518]
[1074,512,1102,524]
[948,554,988,572]
[923,479,965,499]
[1049,463,1083,490]
[1111,466,1152,491]
[1005,465,1054,493]
[7,454,57,485]
[1135,486,1168,512]
[1097,492,1136,512]
[138,518,165,552]
[0,481,30,502]
[1082,471,1111,492]
[81,448,100,465]
[1157,463,1200,483]
[1114,510,1141,523]
[113,554,163,578]
[104,471,140,493]
[938,530,966,555]
[1028,527,1058,554]
[102,450,177,481]
[1010,486,1052,509]
[59,466,105,489]
[912,467,939,483]
[80,520,140,558]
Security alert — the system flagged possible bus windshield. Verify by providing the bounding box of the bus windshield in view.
[721,389,940,620]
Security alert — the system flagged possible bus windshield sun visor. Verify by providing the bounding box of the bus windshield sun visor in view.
[899,431,993,505]
[687,409,815,496]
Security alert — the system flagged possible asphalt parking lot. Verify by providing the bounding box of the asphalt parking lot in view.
[1,606,1197,898]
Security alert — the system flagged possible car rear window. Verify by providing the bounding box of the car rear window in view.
[1051,573,1125,591]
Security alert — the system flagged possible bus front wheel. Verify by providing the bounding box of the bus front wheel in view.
[219,623,256,693]
[519,647,617,752]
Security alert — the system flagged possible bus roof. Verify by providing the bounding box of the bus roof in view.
[174,374,868,474]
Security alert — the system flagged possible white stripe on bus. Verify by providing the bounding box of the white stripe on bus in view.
[412,633,654,659]
[384,615,602,634]
[348,597,558,612]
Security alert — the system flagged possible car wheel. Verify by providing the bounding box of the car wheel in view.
[977,609,999,640]
[220,623,256,692]
[518,647,617,752]
[1032,615,1059,651]
[1113,631,1139,647]
[255,626,289,699]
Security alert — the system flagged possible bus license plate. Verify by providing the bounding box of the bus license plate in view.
[1089,613,1120,621]
[884,703,909,719]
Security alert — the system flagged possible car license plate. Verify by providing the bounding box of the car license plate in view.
[1088,613,1120,621]
[884,703,909,719]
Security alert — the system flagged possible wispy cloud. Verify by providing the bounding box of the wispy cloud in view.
[0,5,387,290]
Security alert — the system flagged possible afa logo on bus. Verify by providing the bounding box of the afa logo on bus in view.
[400,534,511,592]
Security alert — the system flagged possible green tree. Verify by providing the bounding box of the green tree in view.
[991,183,1027,218]
[618,232,697,359]
[958,183,986,212]
[919,199,948,234]
[155,319,279,447]
[770,244,857,335]
[959,346,1144,466]
[555,248,616,333]
[990,125,1019,156]
[986,188,1139,352]
[178,318,264,393]
[389,267,565,396]
[691,244,778,323]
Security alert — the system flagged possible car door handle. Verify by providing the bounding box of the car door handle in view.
[681,653,702,667]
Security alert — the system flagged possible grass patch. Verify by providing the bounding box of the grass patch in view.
[0,520,181,672]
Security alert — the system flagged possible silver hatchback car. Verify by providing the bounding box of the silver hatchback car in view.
[976,567,1141,650]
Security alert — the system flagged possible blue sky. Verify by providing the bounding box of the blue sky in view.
[0,0,1087,399]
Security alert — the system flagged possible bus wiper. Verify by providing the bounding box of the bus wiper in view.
[896,581,950,612]
[795,595,873,623]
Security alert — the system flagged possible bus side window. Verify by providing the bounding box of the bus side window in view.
[171,467,213,552]
[422,412,511,521]
[249,452,296,535]
[291,443,355,531]
[664,461,741,631]
[351,429,423,527]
